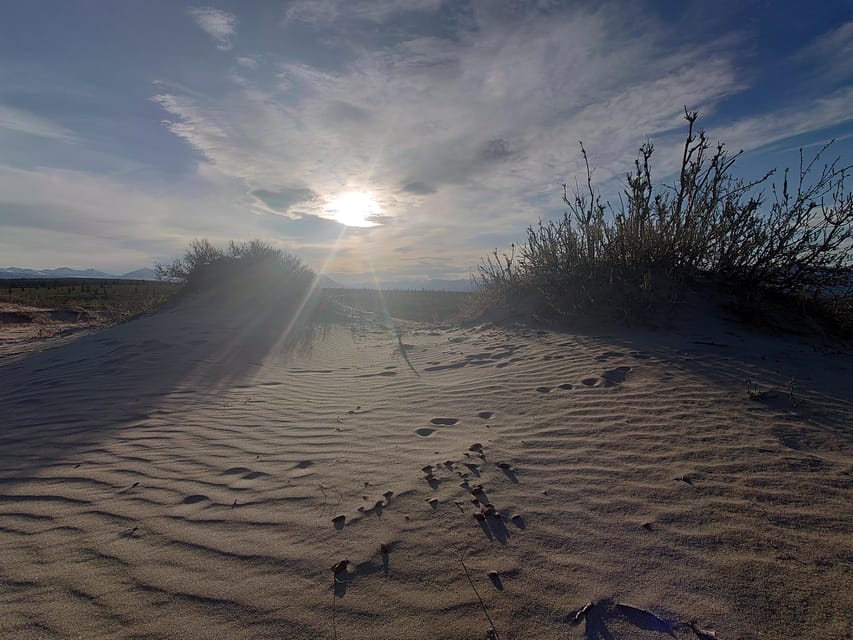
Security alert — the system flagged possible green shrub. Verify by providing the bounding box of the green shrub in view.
[477,109,853,329]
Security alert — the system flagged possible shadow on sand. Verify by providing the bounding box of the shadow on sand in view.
[0,284,330,487]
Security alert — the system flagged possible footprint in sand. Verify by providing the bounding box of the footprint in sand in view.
[478,411,493,419]
[356,370,398,378]
[223,466,269,480]
[602,366,631,386]
[536,386,552,393]
[582,377,600,387]
[416,428,436,437]
[425,362,467,372]
[595,351,625,361]
[558,383,574,390]
[430,418,459,426]
[182,494,208,504]
[224,467,252,475]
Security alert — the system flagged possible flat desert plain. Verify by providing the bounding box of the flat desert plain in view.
[1,292,851,639]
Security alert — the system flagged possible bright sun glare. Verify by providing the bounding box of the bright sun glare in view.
[324,191,381,228]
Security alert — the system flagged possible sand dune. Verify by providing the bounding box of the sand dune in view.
[1,293,851,639]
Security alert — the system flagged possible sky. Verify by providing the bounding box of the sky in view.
[1,0,852,284]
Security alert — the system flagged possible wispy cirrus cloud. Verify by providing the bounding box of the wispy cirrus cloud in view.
[155,0,853,283]
[154,4,743,241]
[4,1,850,281]
[189,7,237,50]
[0,104,76,142]
[284,0,443,26]
[793,19,853,84]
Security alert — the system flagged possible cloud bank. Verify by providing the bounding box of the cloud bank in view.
[2,2,851,280]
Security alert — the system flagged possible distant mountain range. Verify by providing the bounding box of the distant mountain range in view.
[0,267,159,280]
[338,278,474,292]
[0,267,475,291]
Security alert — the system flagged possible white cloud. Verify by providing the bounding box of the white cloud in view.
[0,162,260,270]
[148,3,853,280]
[285,0,443,25]
[793,20,853,84]
[236,55,260,69]
[714,86,853,155]
[157,5,741,222]
[188,7,238,50]
[0,104,76,142]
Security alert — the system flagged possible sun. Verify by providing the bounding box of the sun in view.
[324,191,381,227]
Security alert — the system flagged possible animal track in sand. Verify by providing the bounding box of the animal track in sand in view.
[415,428,436,437]
[595,351,625,361]
[355,370,398,378]
[430,418,459,426]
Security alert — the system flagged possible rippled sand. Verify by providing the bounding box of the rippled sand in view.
[1,294,851,639]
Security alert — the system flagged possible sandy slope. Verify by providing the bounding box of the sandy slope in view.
[0,303,103,362]
[1,293,851,639]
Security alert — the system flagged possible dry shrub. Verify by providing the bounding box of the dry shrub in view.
[477,110,853,332]
[155,239,315,293]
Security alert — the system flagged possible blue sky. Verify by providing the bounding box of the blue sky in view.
[1,0,851,283]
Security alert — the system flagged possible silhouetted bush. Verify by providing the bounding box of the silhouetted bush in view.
[476,110,853,332]
[154,238,318,300]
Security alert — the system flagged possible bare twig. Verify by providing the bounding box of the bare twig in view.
[461,551,499,639]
